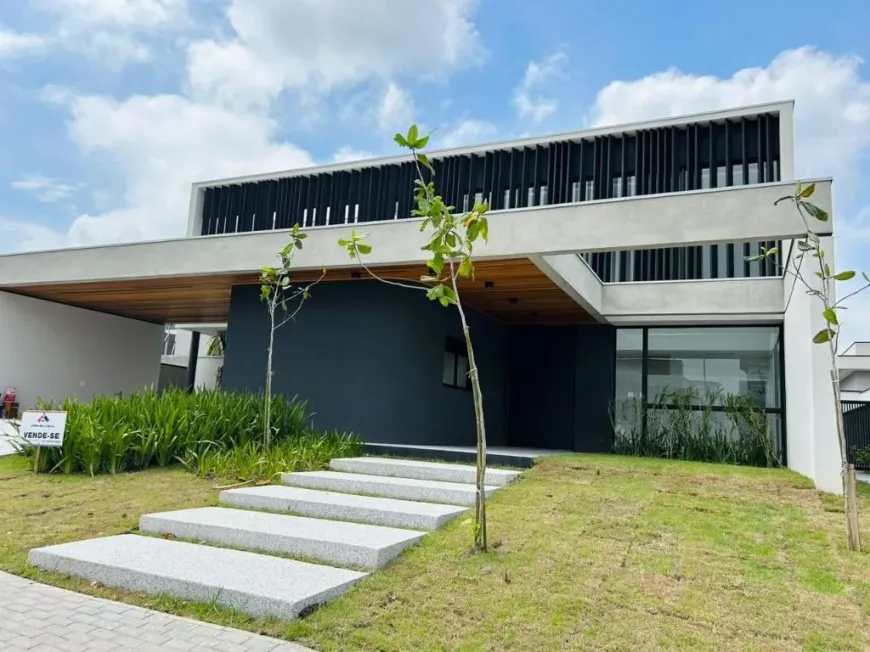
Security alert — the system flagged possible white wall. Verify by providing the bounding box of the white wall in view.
[0,292,163,409]
[783,237,842,493]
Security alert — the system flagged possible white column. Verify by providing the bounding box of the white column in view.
[783,236,842,493]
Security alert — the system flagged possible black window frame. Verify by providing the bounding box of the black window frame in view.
[443,337,471,391]
[613,324,787,465]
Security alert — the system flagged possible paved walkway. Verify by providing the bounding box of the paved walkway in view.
[0,571,313,652]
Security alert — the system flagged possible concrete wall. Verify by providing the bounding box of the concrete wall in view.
[222,281,510,446]
[0,179,832,287]
[0,292,163,409]
[783,237,842,493]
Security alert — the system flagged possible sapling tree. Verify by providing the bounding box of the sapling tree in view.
[260,224,324,450]
[338,125,492,551]
[749,181,870,552]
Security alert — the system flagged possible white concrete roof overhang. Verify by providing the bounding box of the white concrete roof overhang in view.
[0,178,832,288]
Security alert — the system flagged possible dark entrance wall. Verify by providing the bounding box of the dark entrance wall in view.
[507,325,615,452]
[222,281,510,447]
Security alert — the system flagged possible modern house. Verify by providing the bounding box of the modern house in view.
[160,324,226,390]
[0,100,844,492]
[840,342,870,401]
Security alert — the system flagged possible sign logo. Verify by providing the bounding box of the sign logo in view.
[37,414,50,424]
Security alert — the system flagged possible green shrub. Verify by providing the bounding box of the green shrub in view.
[610,388,780,468]
[179,430,362,481]
[29,388,361,476]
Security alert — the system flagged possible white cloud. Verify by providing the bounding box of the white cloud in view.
[332,147,376,163]
[436,118,498,148]
[187,0,483,104]
[11,175,79,202]
[588,46,870,345]
[0,29,47,58]
[513,51,567,123]
[590,47,870,198]
[0,217,69,253]
[33,0,188,64]
[26,92,313,247]
[377,82,415,133]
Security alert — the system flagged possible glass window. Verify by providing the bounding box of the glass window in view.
[614,329,644,437]
[443,337,470,390]
[646,327,782,408]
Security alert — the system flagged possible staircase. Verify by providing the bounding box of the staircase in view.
[29,457,522,620]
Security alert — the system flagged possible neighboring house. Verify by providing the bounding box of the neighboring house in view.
[160,325,226,390]
[839,342,870,401]
[0,100,845,493]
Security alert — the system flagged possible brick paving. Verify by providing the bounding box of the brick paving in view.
[0,571,314,652]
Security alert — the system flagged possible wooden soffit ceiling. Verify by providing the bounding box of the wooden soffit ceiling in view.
[3,258,595,325]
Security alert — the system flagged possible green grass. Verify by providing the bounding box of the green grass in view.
[2,453,870,651]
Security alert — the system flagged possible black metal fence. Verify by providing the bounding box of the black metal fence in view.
[842,400,870,470]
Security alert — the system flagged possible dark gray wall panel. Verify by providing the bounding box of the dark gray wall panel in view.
[508,324,616,452]
[222,282,509,447]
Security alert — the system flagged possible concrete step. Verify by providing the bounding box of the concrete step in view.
[220,485,466,531]
[331,457,521,487]
[140,507,425,570]
[28,534,367,620]
[364,443,549,468]
[281,471,497,506]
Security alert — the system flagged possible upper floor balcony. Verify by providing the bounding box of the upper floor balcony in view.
[191,102,791,284]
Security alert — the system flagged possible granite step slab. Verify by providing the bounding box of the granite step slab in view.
[331,456,522,487]
[281,471,497,506]
[220,485,466,530]
[28,534,367,620]
[140,507,425,569]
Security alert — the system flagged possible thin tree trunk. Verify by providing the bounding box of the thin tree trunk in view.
[264,302,276,451]
[828,343,861,551]
[451,270,487,552]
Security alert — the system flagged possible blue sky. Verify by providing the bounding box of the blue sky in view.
[1,0,869,340]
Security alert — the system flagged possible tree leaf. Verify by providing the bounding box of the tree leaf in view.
[416,134,430,149]
[417,153,434,173]
[798,183,816,198]
[823,308,839,325]
[394,133,409,148]
[824,263,831,277]
[337,238,351,247]
[442,286,457,304]
[812,329,832,344]
[804,203,829,222]
[467,219,481,242]
[458,257,474,277]
[445,232,457,248]
[833,270,856,281]
[357,244,372,255]
[407,124,419,146]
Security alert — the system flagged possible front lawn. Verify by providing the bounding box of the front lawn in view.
[3,454,869,651]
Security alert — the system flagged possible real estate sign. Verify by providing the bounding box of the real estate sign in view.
[19,410,67,448]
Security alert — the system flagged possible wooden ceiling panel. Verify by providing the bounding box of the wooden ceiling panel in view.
[3,258,595,325]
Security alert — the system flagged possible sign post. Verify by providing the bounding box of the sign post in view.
[19,411,67,473]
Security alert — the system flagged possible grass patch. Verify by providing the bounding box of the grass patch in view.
[3,453,870,650]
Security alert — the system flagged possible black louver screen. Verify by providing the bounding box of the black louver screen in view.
[199,113,782,281]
